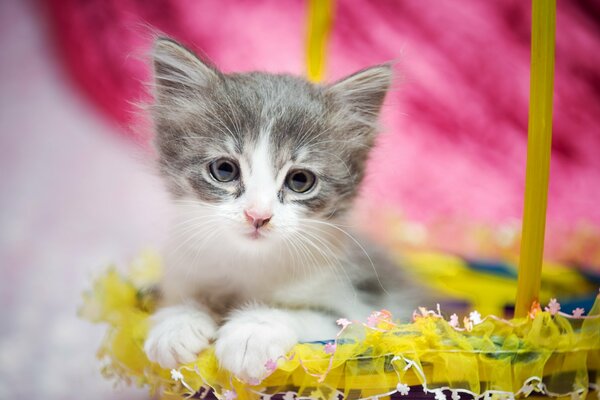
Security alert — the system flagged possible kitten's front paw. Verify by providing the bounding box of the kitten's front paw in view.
[215,312,297,383]
[144,304,217,369]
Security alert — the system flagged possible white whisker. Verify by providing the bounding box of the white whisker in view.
[302,218,388,295]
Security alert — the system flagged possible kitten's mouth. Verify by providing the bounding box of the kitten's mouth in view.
[245,229,266,240]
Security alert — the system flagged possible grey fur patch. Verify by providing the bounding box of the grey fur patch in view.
[151,37,391,217]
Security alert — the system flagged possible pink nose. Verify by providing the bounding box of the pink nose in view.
[244,209,272,229]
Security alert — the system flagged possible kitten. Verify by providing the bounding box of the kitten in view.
[144,38,420,383]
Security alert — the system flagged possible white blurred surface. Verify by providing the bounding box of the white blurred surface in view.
[0,1,169,398]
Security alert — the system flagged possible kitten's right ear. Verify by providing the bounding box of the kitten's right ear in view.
[152,38,220,96]
[326,64,392,125]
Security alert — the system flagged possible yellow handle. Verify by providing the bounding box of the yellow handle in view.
[515,0,556,317]
[305,0,334,82]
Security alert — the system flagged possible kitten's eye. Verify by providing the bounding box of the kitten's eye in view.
[285,169,316,193]
[209,158,239,182]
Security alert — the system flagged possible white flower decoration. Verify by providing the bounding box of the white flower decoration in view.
[451,391,461,400]
[170,369,183,382]
[336,318,351,328]
[572,307,585,318]
[434,390,447,400]
[396,383,410,396]
[545,298,561,315]
[469,310,482,325]
[449,313,460,328]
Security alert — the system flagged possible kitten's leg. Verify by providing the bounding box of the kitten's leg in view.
[144,302,217,368]
[215,305,338,383]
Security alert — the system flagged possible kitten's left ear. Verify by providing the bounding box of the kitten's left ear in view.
[326,64,393,123]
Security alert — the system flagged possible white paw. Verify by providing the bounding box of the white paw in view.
[215,310,297,383]
[144,304,217,369]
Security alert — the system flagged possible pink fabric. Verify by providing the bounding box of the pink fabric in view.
[42,0,600,233]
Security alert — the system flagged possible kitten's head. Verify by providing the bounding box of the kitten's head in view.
[151,38,391,253]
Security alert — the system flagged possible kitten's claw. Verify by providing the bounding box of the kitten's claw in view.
[215,312,297,383]
[144,304,217,369]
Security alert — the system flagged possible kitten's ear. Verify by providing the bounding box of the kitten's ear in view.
[326,64,392,123]
[152,37,220,96]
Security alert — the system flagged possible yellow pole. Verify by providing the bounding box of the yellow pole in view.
[514,0,556,318]
[305,0,334,82]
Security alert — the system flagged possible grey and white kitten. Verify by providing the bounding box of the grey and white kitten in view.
[144,38,419,382]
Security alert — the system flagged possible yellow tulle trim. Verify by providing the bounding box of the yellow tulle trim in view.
[400,250,596,317]
[80,252,600,400]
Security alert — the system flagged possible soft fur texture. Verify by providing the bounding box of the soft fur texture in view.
[144,38,419,382]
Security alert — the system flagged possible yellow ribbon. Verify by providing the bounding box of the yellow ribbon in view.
[305,0,334,82]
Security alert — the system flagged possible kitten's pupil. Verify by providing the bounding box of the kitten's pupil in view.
[293,173,307,185]
[286,170,316,193]
[209,159,239,182]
